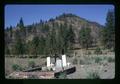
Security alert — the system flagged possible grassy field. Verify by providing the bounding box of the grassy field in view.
[5,49,115,79]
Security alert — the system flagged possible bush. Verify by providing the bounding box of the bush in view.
[88,51,92,55]
[12,64,22,71]
[94,47,102,55]
[58,71,67,79]
[79,59,85,65]
[108,57,115,62]
[72,58,78,65]
[28,61,36,68]
[94,57,102,63]
[87,71,100,79]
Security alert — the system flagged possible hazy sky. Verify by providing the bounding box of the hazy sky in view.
[5,5,114,28]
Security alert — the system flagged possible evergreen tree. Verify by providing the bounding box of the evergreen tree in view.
[5,45,10,55]
[45,27,57,57]
[58,24,66,53]
[56,27,63,54]
[13,36,25,55]
[9,26,12,38]
[38,36,46,55]
[66,25,75,49]
[44,34,51,56]
[19,17,24,28]
[100,9,115,50]
[31,36,40,57]
[18,17,26,38]
[13,30,26,56]
[79,27,92,49]
[42,24,49,33]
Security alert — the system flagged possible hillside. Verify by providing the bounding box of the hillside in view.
[5,13,104,55]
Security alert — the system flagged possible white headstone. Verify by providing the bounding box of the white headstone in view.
[56,59,62,68]
[62,54,67,67]
[47,57,50,67]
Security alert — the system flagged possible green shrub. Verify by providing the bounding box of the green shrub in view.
[94,57,102,63]
[12,64,22,71]
[58,71,67,79]
[103,56,107,60]
[87,71,100,79]
[108,57,115,62]
[88,51,92,55]
[79,59,85,65]
[94,47,102,55]
[28,61,36,68]
[72,58,78,65]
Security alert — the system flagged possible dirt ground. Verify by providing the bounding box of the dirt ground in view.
[67,63,115,79]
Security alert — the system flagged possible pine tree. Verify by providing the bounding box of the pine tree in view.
[9,26,12,38]
[5,45,10,55]
[19,17,24,28]
[58,24,66,53]
[13,30,26,56]
[79,27,92,49]
[45,27,57,57]
[31,36,40,57]
[12,17,27,56]
[38,36,46,55]
[66,25,75,49]
[18,17,26,39]
[100,9,115,50]
[44,34,51,56]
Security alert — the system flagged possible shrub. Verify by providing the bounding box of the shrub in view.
[12,64,22,71]
[28,61,36,68]
[79,59,85,65]
[103,56,107,60]
[58,71,67,79]
[72,58,78,65]
[87,71,100,79]
[94,57,102,63]
[108,57,115,62]
[88,51,92,55]
[94,47,102,55]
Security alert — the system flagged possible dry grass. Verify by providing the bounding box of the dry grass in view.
[5,48,115,79]
[5,57,46,76]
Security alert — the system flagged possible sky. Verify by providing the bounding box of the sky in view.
[5,5,114,28]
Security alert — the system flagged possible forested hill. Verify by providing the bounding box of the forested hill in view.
[5,13,106,55]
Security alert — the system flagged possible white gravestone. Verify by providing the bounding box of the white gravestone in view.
[56,59,62,68]
[47,57,50,67]
[62,54,67,67]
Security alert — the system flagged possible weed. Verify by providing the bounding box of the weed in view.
[94,57,102,63]
[58,71,67,79]
[12,64,22,71]
[108,57,115,62]
[28,61,36,68]
[72,58,78,65]
[87,71,100,79]
[94,47,102,55]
